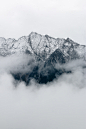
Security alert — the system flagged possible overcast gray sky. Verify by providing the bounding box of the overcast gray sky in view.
[0,0,86,45]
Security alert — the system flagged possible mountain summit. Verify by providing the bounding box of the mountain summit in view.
[0,32,86,60]
[0,32,86,84]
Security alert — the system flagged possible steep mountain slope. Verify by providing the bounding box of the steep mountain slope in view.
[0,32,86,60]
[0,32,86,84]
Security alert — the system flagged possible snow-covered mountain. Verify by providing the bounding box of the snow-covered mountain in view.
[0,32,86,61]
[0,32,86,84]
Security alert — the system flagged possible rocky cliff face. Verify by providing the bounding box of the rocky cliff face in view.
[0,32,86,60]
[0,32,86,84]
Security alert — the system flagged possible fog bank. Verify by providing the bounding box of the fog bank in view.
[0,54,86,129]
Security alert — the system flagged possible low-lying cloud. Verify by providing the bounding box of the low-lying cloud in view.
[0,53,35,74]
[0,53,86,129]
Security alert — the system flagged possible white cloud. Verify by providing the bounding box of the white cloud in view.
[0,53,35,74]
[0,71,86,129]
[0,53,86,129]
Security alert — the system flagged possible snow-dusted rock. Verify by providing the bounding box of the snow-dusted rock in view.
[0,32,86,61]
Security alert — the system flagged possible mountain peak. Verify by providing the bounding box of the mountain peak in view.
[29,32,41,36]
[0,32,85,61]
